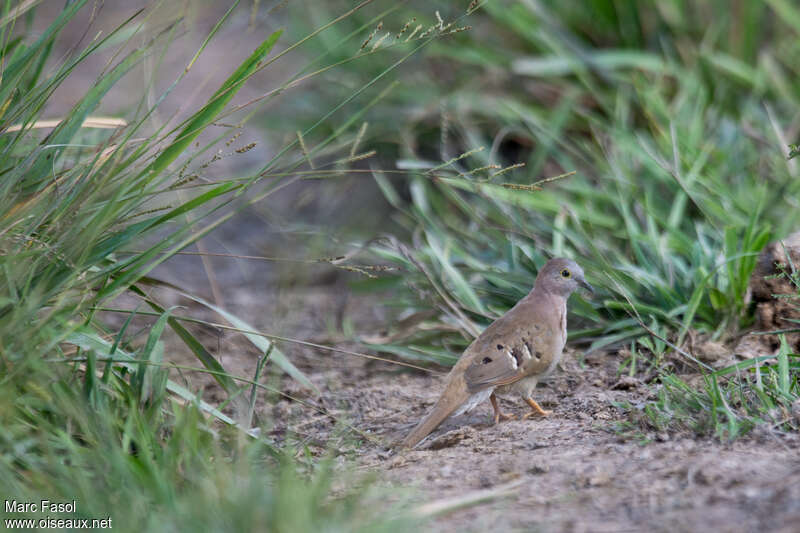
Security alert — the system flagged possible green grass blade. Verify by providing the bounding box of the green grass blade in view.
[778,334,790,396]
[143,30,282,179]
[24,48,145,189]
[65,330,239,427]
[135,291,242,400]
[135,306,174,404]
[89,181,240,266]
[181,292,319,395]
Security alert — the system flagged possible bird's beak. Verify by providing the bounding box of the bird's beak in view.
[579,279,594,294]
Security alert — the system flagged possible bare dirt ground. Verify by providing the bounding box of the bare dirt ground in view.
[145,283,800,533]
[285,348,800,532]
[48,4,800,530]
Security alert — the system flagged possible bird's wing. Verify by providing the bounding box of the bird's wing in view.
[462,300,562,392]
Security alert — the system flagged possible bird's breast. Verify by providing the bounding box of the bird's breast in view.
[496,374,539,398]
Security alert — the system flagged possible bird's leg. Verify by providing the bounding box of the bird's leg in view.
[490,393,515,424]
[522,397,552,419]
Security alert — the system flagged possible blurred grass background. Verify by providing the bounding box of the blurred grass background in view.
[0,1,421,530]
[283,0,800,437]
[2,0,800,530]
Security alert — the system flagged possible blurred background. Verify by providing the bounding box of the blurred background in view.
[3,1,800,530]
[10,0,800,437]
[35,0,800,344]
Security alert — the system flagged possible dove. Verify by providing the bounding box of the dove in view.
[399,257,592,449]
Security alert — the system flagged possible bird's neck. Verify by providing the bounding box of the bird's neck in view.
[527,286,568,340]
[528,284,562,302]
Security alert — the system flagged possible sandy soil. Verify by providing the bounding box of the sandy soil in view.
[142,284,800,533]
[44,4,800,529]
[281,347,799,532]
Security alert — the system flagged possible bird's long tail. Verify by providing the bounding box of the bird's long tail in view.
[397,380,470,449]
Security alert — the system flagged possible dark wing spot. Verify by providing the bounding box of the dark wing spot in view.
[534,350,542,360]
[496,344,503,350]
[510,347,522,366]
[482,357,492,364]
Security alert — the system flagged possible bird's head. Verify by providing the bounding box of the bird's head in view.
[535,257,593,297]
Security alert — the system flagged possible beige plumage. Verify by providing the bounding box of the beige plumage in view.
[399,257,592,449]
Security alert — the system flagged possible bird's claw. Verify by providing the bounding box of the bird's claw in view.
[493,412,516,424]
[524,397,551,418]
[522,409,551,419]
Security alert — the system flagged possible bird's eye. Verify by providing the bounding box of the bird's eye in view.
[560,269,571,278]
